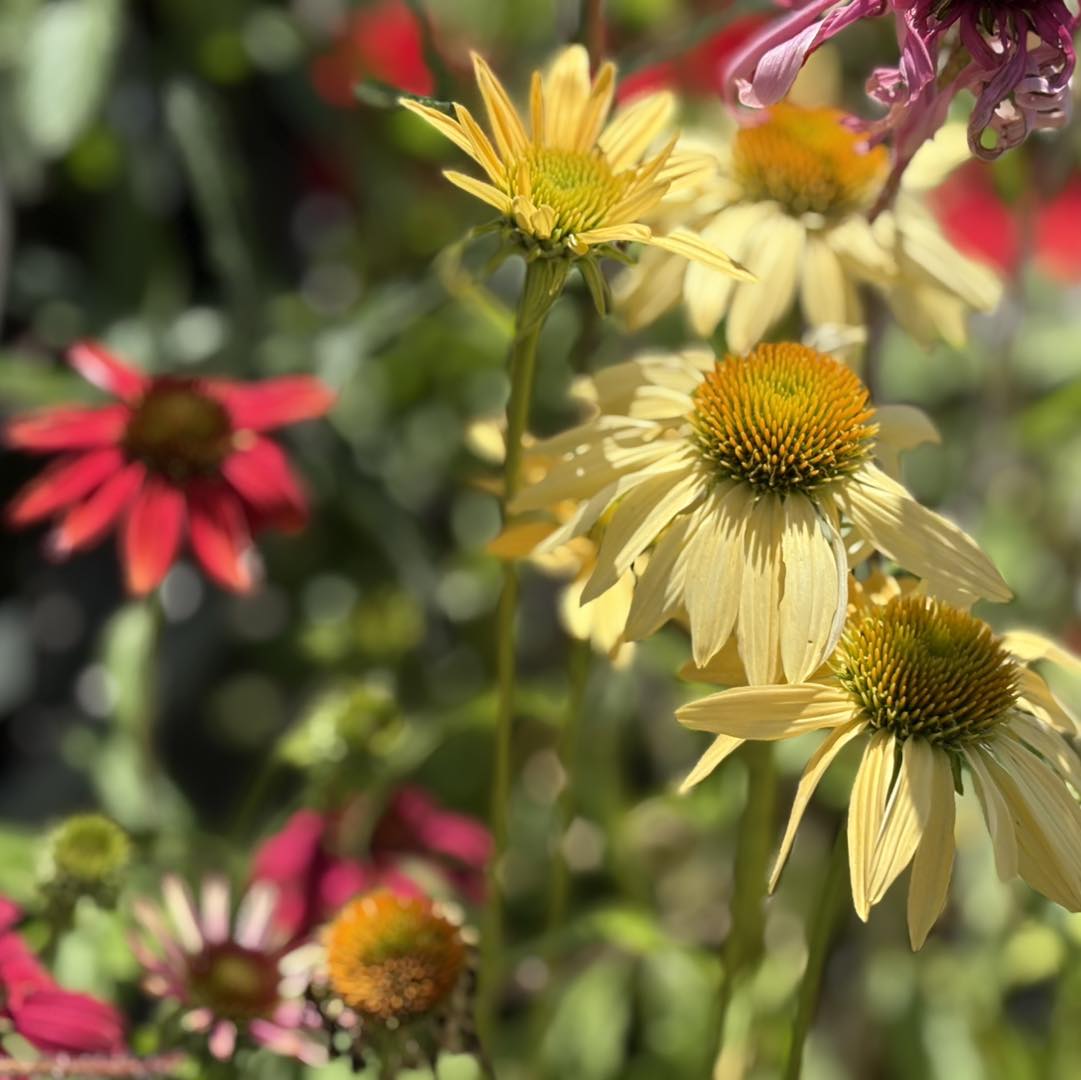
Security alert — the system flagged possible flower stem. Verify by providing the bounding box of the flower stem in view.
[0,1055,186,1077]
[478,256,568,1041]
[783,826,849,1080]
[546,638,592,933]
[710,741,776,1068]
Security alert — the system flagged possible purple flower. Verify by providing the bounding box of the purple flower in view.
[725,0,1078,197]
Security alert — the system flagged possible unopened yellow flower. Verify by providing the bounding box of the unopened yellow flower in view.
[512,344,1009,682]
[617,106,1001,351]
[677,575,1081,949]
[401,46,752,279]
[469,419,634,668]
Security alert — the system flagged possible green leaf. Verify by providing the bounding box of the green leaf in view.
[16,0,122,159]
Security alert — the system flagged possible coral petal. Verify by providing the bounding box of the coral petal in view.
[7,449,122,526]
[67,340,148,401]
[122,476,186,595]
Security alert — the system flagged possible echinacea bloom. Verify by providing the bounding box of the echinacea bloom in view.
[933,159,1081,282]
[469,419,635,667]
[617,105,1001,350]
[322,890,466,1023]
[725,0,1078,190]
[401,45,752,280]
[5,342,334,595]
[513,344,1010,681]
[132,876,324,1064]
[252,790,491,940]
[0,897,125,1055]
[677,575,1081,948]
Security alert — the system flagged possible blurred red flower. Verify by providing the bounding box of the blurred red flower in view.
[617,16,768,102]
[312,0,434,108]
[0,898,125,1056]
[5,343,334,595]
[932,161,1081,282]
[252,787,491,939]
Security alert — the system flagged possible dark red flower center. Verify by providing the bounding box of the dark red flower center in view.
[124,380,232,481]
[186,942,281,1021]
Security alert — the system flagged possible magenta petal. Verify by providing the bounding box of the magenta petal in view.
[187,480,259,592]
[221,437,309,533]
[5,405,129,452]
[51,463,146,556]
[67,340,148,402]
[122,475,186,595]
[0,898,22,934]
[207,376,335,432]
[11,988,125,1054]
[6,448,122,526]
[252,810,327,882]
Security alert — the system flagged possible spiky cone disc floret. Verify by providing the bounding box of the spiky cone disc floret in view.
[511,343,1009,684]
[400,46,753,283]
[614,105,1002,352]
[675,577,1081,948]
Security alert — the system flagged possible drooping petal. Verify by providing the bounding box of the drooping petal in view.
[848,730,895,922]
[799,235,850,329]
[965,746,1018,882]
[679,734,746,793]
[123,476,186,595]
[206,376,334,432]
[873,404,940,478]
[676,682,855,736]
[645,229,755,280]
[868,736,934,908]
[187,480,259,592]
[779,495,847,683]
[6,448,122,526]
[67,340,148,401]
[220,437,309,533]
[770,718,866,892]
[51,463,146,555]
[444,170,515,213]
[1005,629,1081,678]
[907,747,957,949]
[623,513,694,641]
[737,493,786,685]
[5,405,129,452]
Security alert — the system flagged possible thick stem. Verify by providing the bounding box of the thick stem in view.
[710,742,776,1068]
[546,639,592,933]
[478,257,567,1041]
[783,826,849,1080]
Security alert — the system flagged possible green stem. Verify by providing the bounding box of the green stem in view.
[478,257,568,1041]
[546,639,592,934]
[710,742,777,1068]
[783,827,849,1080]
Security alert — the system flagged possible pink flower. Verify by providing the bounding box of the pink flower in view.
[252,789,491,939]
[725,0,1078,193]
[5,342,334,595]
[0,898,125,1056]
[131,876,324,1064]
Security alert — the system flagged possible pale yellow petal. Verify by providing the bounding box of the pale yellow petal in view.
[1005,630,1081,678]
[966,746,1018,882]
[623,514,694,640]
[680,634,746,687]
[574,60,617,151]
[800,234,850,328]
[645,229,754,281]
[848,730,895,922]
[828,215,896,280]
[737,494,785,685]
[598,91,675,170]
[488,520,557,561]
[529,71,544,143]
[471,51,528,159]
[679,734,745,793]
[770,719,865,892]
[573,222,653,247]
[779,495,847,683]
[726,215,805,353]
[443,170,514,213]
[686,482,753,667]
[868,737,934,908]
[676,682,855,736]
[400,99,484,166]
[1008,716,1081,794]
[873,404,940,478]
[543,45,593,149]
[453,103,506,182]
[1016,667,1080,735]
[907,747,956,949]
[615,246,687,331]
[582,467,705,602]
[839,463,1011,603]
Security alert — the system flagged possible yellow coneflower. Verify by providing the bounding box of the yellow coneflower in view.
[512,344,1009,682]
[401,45,751,282]
[324,891,466,1024]
[677,574,1081,949]
[616,106,1000,351]
[469,419,634,668]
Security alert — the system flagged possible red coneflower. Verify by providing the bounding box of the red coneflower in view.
[5,342,334,595]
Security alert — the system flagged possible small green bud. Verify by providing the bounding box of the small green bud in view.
[43,813,131,910]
